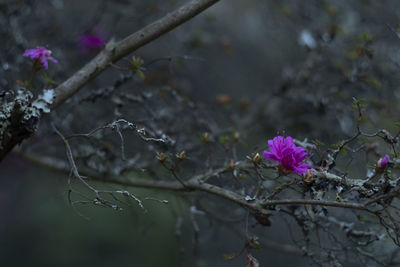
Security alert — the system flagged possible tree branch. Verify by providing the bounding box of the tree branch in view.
[52,0,220,108]
[18,151,369,216]
[0,0,220,163]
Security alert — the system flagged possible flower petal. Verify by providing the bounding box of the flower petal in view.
[265,135,313,175]
[264,151,279,162]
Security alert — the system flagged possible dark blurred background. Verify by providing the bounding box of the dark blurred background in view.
[1,0,400,266]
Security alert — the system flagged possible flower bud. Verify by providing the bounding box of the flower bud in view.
[201,132,210,143]
[229,159,235,170]
[377,155,390,169]
[157,152,167,163]
[232,131,240,143]
[303,170,313,183]
[254,211,272,226]
[176,150,186,160]
[252,153,262,164]
[216,94,231,105]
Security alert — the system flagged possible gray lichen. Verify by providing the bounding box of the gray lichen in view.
[0,88,54,150]
[24,89,55,120]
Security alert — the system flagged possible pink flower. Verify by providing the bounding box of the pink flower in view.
[263,136,312,175]
[23,46,58,69]
[78,29,106,53]
[377,155,390,169]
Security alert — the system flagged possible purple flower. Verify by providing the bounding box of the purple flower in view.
[377,155,390,169]
[78,29,106,53]
[23,46,58,69]
[263,136,312,175]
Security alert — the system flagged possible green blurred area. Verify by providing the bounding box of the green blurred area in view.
[0,156,183,267]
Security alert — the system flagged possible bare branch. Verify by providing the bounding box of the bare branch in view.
[19,150,372,215]
[51,124,145,212]
[52,0,220,109]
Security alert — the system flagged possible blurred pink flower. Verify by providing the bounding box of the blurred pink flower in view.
[264,136,312,175]
[23,46,58,69]
[78,29,106,53]
[377,155,390,169]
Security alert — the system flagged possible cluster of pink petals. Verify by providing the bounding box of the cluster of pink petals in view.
[264,136,312,175]
[78,31,106,53]
[23,46,57,69]
[377,155,390,169]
